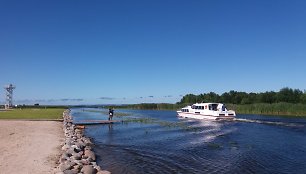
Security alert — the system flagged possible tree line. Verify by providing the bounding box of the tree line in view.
[177,87,306,105]
[107,87,306,116]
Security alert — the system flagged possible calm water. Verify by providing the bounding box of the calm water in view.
[71,108,306,174]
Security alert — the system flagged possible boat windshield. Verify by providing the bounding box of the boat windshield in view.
[209,104,218,111]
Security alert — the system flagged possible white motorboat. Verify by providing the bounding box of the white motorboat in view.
[177,103,236,120]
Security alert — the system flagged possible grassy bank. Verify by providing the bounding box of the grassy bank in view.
[108,103,306,117]
[228,103,306,117]
[0,108,65,119]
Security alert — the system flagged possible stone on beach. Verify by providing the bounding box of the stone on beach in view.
[58,109,111,174]
[81,165,97,174]
[84,149,96,161]
[59,163,72,171]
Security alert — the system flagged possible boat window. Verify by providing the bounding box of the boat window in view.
[181,109,189,112]
[212,104,218,111]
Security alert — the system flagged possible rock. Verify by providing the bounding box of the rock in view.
[84,149,96,161]
[63,169,78,174]
[66,161,76,167]
[67,148,75,156]
[62,144,70,151]
[84,146,92,151]
[73,159,83,166]
[62,152,72,158]
[81,165,97,174]
[58,110,104,174]
[97,171,111,174]
[94,165,101,171]
[75,142,85,149]
[72,164,82,171]
[81,159,90,165]
[72,147,81,153]
[72,152,82,160]
[59,163,72,171]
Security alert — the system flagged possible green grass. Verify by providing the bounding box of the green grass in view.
[0,108,65,119]
[228,103,306,117]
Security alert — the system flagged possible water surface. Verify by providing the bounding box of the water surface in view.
[71,108,306,174]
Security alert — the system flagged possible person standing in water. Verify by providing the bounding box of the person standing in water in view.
[108,108,114,121]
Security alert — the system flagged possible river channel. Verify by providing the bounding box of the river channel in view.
[71,108,306,174]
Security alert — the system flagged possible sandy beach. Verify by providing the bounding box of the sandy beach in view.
[0,120,63,174]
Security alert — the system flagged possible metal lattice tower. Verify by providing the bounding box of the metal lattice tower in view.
[4,84,15,109]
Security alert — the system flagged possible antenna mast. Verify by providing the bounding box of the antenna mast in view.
[4,84,15,109]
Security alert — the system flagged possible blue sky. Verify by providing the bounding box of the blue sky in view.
[1,0,306,105]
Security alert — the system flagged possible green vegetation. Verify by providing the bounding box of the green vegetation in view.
[177,87,306,105]
[0,108,65,119]
[228,103,306,116]
[108,87,306,116]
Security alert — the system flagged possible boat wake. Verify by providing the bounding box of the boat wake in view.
[234,118,305,128]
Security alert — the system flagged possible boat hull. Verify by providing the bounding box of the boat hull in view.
[177,112,235,120]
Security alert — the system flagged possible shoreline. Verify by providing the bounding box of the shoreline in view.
[57,109,110,174]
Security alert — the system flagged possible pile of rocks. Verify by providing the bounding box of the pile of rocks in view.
[56,109,110,174]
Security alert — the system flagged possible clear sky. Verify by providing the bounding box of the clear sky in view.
[1,0,306,105]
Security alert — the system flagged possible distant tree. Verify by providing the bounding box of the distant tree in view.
[277,87,302,103]
[226,90,246,104]
[178,94,197,104]
[259,91,277,103]
[248,92,259,104]
[200,92,220,103]
[221,92,231,103]
[177,87,305,105]
[300,92,306,104]
[241,93,257,104]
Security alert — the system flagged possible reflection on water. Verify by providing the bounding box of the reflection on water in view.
[71,109,306,174]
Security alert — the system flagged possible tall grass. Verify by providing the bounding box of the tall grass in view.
[228,103,306,116]
[108,102,306,117]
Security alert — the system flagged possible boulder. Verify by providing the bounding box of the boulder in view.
[63,169,78,174]
[81,159,90,165]
[72,152,82,160]
[59,163,72,171]
[97,171,111,174]
[81,165,97,174]
[84,149,96,161]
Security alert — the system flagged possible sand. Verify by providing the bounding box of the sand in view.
[0,120,63,174]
